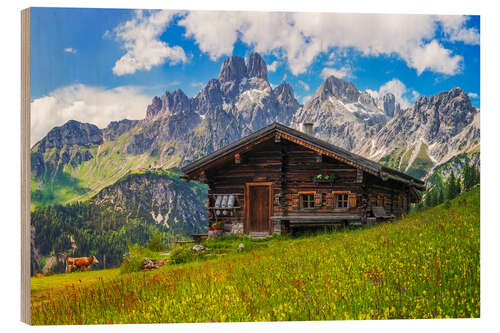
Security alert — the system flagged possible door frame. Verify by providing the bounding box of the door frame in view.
[244,182,273,234]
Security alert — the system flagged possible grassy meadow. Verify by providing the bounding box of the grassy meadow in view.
[31,186,480,324]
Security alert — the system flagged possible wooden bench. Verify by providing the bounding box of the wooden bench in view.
[191,234,208,244]
[372,206,394,221]
[175,240,194,245]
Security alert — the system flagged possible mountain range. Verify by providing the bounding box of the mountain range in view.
[30,52,480,234]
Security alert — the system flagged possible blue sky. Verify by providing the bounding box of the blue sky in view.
[30,7,480,144]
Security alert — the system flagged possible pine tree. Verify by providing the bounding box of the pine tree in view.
[437,189,444,205]
[474,166,480,187]
[447,171,459,200]
[463,164,480,190]
[424,191,432,207]
[463,164,475,191]
[430,190,438,207]
[455,175,462,197]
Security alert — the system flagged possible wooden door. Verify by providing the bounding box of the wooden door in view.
[246,184,271,233]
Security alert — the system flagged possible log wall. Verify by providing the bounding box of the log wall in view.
[205,137,412,234]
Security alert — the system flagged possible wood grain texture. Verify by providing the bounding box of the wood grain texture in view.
[196,136,416,234]
[21,7,31,324]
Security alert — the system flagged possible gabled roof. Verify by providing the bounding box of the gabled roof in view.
[181,122,425,190]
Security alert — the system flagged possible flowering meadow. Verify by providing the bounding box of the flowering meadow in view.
[31,186,480,324]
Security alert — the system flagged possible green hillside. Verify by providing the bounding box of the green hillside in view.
[31,186,480,324]
[30,169,208,274]
[378,142,434,180]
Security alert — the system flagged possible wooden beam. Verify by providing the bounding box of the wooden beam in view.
[278,132,377,175]
[199,170,207,183]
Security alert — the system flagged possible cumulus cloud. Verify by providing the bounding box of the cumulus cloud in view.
[298,80,310,91]
[320,66,352,80]
[64,47,77,54]
[179,12,474,76]
[267,60,279,72]
[109,10,188,76]
[375,79,420,108]
[30,84,152,146]
[406,40,463,75]
[437,15,480,45]
[468,92,479,98]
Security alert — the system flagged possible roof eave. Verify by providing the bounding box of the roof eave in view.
[181,122,425,188]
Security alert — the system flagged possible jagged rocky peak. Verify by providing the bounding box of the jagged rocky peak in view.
[431,87,476,126]
[247,52,268,80]
[145,96,163,119]
[317,75,360,103]
[146,89,191,119]
[163,89,190,115]
[218,55,248,83]
[411,87,476,123]
[102,119,139,141]
[36,120,103,153]
[274,82,299,106]
[358,91,379,109]
[192,78,223,115]
[382,93,397,117]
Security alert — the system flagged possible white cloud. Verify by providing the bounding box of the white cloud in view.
[302,95,312,104]
[376,78,420,108]
[179,11,242,60]
[298,80,310,91]
[30,84,152,146]
[320,66,352,80]
[267,61,279,72]
[437,15,480,45]
[109,10,188,76]
[64,48,77,54]
[406,40,463,75]
[468,92,479,98]
[179,12,473,76]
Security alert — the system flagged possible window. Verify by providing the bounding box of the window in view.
[335,193,349,208]
[301,193,315,209]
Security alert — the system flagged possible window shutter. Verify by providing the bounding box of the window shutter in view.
[314,193,322,207]
[291,194,299,210]
[348,193,357,208]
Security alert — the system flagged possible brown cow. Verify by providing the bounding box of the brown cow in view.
[65,256,99,273]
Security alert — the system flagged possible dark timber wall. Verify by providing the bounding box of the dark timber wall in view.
[204,137,412,235]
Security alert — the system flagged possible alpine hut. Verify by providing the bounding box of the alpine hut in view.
[181,122,424,236]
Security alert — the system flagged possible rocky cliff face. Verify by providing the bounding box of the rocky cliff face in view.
[291,75,393,151]
[122,52,300,166]
[102,119,139,141]
[364,87,480,171]
[31,120,103,178]
[90,170,208,235]
[36,120,103,152]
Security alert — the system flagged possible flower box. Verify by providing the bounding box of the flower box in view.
[211,225,224,231]
[312,172,335,183]
[313,178,335,184]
